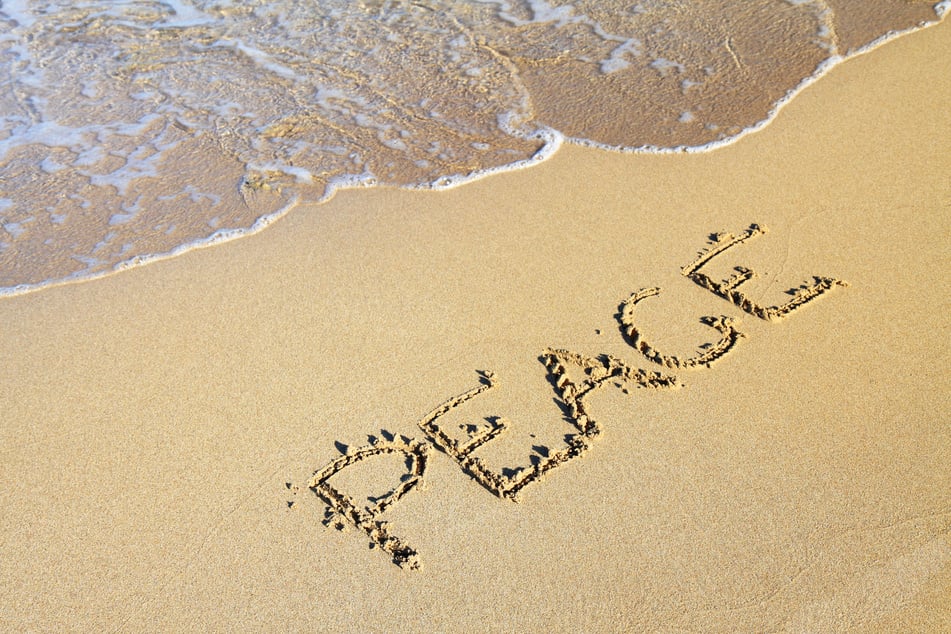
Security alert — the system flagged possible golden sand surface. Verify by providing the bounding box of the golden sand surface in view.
[1,17,949,633]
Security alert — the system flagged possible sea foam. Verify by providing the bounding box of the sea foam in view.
[0,0,946,295]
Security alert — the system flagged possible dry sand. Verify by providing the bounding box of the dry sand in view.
[1,17,949,634]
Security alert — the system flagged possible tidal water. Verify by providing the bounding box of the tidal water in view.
[0,0,946,294]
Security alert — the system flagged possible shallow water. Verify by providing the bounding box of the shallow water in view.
[0,0,946,294]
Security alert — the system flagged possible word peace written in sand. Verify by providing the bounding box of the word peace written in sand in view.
[289,224,846,570]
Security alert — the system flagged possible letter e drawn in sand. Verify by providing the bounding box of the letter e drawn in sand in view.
[307,436,430,570]
[618,286,745,370]
[682,224,847,321]
[419,358,678,502]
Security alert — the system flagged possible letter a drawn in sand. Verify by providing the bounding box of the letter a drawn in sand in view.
[420,359,678,502]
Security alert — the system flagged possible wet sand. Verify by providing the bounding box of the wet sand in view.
[0,17,948,633]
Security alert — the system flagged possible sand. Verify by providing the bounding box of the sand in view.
[1,17,949,634]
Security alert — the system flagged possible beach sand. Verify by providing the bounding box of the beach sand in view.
[1,17,949,633]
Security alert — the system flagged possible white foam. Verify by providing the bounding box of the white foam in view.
[599,38,643,74]
[210,39,304,82]
[156,0,215,28]
[108,196,143,225]
[3,221,26,238]
[0,0,946,298]
[522,0,580,27]
[478,0,580,27]
[247,162,315,185]
[681,78,703,93]
[0,0,37,28]
[649,57,685,76]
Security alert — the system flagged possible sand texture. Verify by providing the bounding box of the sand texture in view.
[1,18,949,634]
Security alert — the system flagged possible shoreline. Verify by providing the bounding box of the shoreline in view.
[1,9,948,299]
[1,14,949,633]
